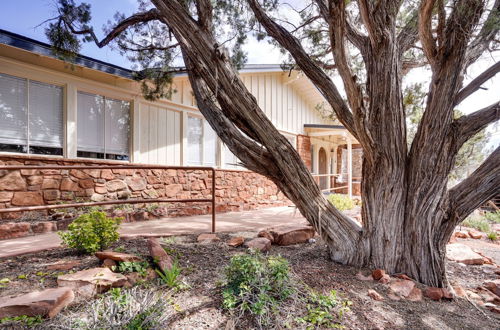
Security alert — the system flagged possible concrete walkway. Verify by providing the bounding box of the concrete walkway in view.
[0,206,306,258]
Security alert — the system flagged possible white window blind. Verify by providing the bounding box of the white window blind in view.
[29,80,63,148]
[77,92,105,153]
[0,73,27,146]
[187,116,202,165]
[105,98,130,156]
[203,120,217,166]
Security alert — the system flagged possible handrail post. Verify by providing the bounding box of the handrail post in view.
[211,168,216,233]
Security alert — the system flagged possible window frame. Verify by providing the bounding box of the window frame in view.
[0,72,65,157]
[76,90,132,162]
[186,113,218,167]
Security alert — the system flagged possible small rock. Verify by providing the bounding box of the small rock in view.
[57,268,128,298]
[476,286,500,304]
[0,288,74,319]
[372,269,386,280]
[267,225,315,246]
[379,274,391,284]
[95,251,142,263]
[441,288,453,300]
[389,280,415,298]
[406,287,423,301]
[308,238,316,244]
[485,304,500,314]
[197,233,220,243]
[46,260,81,271]
[454,231,469,239]
[394,274,412,281]
[148,238,173,271]
[424,287,443,301]
[227,236,245,247]
[484,280,500,296]
[446,243,484,265]
[453,285,467,298]
[356,272,373,281]
[468,230,482,239]
[368,289,384,301]
[258,230,274,243]
[245,237,271,252]
[102,259,117,270]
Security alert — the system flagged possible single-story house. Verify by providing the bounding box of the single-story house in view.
[0,29,362,220]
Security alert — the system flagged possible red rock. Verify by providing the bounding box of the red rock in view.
[424,287,443,301]
[11,192,43,206]
[95,251,142,262]
[69,169,88,179]
[356,272,373,281]
[378,274,391,284]
[245,237,271,252]
[43,189,60,201]
[484,280,500,297]
[47,260,81,271]
[454,231,469,238]
[227,236,245,247]
[446,243,484,265]
[101,169,115,180]
[368,289,384,301]
[372,269,386,280]
[0,192,13,202]
[125,177,147,191]
[95,186,107,194]
[0,287,74,319]
[102,259,117,270]
[0,222,31,239]
[0,171,27,191]
[406,287,423,301]
[468,230,482,239]
[106,180,127,192]
[60,178,79,191]
[389,279,415,298]
[486,304,500,314]
[453,285,467,298]
[133,211,149,222]
[258,230,275,243]
[27,176,43,186]
[148,238,173,271]
[476,287,500,304]
[31,222,56,234]
[267,225,315,246]
[441,288,453,300]
[165,184,183,197]
[197,233,220,243]
[394,274,412,281]
[79,178,94,189]
[57,268,128,297]
[41,178,59,189]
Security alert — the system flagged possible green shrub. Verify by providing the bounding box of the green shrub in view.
[156,260,182,288]
[297,290,351,329]
[461,215,491,233]
[118,261,149,277]
[328,194,355,211]
[221,251,294,327]
[59,211,122,254]
[487,231,498,241]
[0,315,43,328]
[485,211,500,224]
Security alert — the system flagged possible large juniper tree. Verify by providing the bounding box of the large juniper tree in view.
[46,0,499,286]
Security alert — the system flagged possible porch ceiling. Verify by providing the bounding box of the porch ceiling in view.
[304,124,358,144]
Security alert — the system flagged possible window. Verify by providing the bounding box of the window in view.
[187,115,217,166]
[0,73,63,155]
[77,92,130,160]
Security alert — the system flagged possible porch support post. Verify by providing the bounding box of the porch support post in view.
[347,137,352,198]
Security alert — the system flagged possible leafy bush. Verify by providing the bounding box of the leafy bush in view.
[59,211,122,254]
[221,251,295,327]
[296,290,351,329]
[54,288,169,329]
[485,211,500,224]
[462,215,491,233]
[328,194,355,211]
[156,260,182,288]
[487,231,498,241]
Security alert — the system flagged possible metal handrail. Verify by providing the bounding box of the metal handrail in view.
[0,164,217,232]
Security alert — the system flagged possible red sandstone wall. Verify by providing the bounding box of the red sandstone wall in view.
[0,155,290,223]
[297,135,312,171]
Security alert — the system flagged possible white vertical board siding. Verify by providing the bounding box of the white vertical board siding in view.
[138,103,181,165]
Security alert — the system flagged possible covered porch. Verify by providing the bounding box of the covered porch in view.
[304,124,362,198]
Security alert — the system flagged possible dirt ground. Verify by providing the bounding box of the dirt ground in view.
[0,231,499,329]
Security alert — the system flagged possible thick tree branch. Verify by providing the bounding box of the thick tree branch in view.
[397,8,419,54]
[358,0,378,47]
[418,0,438,67]
[62,9,161,48]
[247,0,358,139]
[448,147,500,223]
[454,61,500,106]
[453,101,500,148]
